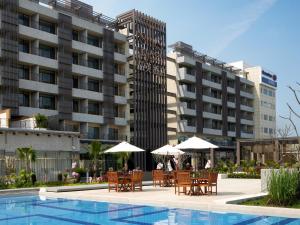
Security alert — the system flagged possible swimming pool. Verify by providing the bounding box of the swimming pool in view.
[0,195,299,225]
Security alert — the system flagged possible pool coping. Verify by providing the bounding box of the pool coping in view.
[40,190,300,219]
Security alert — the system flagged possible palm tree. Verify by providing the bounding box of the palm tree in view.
[16,147,36,173]
[117,152,131,171]
[87,141,105,177]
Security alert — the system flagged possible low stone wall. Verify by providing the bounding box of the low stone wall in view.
[261,168,298,192]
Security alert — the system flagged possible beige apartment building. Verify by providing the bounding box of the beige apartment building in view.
[167,42,255,156]
[230,61,277,139]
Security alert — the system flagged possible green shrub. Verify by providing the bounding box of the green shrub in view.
[228,173,261,179]
[0,177,8,189]
[73,167,86,177]
[34,113,48,128]
[268,169,299,206]
[14,170,32,188]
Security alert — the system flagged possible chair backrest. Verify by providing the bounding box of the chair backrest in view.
[107,171,119,183]
[131,171,144,182]
[152,170,164,180]
[208,172,218,184]
[177,171,191,184]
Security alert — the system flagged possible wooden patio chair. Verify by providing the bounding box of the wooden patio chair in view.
[176,171,191,195]
[130,171,144,191]
[107,171,120,192]
[207,172,218,195]
[152,170,164,187]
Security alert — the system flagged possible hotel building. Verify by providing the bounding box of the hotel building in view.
[230,61,277,139]
[0,0,130,144]
[167,42,255,154]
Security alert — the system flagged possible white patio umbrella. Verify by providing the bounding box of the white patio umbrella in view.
[104,141,145,153]
[151,145,185,156]
[175,136,218,149]
[104,141,145,171]
[176,136,218,170]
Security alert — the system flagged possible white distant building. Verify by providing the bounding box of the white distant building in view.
[230,61,277,139]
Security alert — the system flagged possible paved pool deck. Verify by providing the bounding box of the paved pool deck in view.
[40,178,300,219]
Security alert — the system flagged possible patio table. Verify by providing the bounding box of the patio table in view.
[118,175,132,192]
[190,177,208,195]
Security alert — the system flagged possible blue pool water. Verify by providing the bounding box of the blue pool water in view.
[0,195,299,225]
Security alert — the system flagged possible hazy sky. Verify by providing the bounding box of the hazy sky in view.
[85,0,300,133]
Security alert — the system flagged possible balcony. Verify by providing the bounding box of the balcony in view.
[178,102,196,116]
[241,132,254,139]
[203,128,222,136]
[19,52,58,69]
[241,118,254,126]
[72,64,103,79]
[19,79,58,94]
[72,88,103,101]
[114,74,126,84]
[202,79,221,90]
[240,90,254,99]
[227,116,236,123]
[176,55,195,66]
[177,67,195,83]
[115,95,127,105]
[202,95,222,105]
[72,112,104,124]
[227,86,235,94]
[115,117,127,126]
[203,111,222,120]
[178,120,196,133]
[241,104,254,112]
[19,106,58,117]
[19,25,58,44]
[114,52,127,63]
[227,102,236,108]
[178,85,196,99]
[72,40,103,57]
[227,131,236,137]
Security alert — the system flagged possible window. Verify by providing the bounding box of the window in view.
[88,57,100,69]
[72,30,79,41]
[39,19,55,34]
[264,127,268,134]
[39,69,55,84]
[268,90,273,97]
[88,79,99,92]
[108,128,118,140]
[88,102,99,115]
[19,40,30,53]
[73,76,79,88]
[39,94,55,110]
[73,100,79,112]
[39,44,55,59]
[19,13,30,26]
[18,65,30,79]
[269,128,273,134]
[87,34,99,47]
[264,114,268,120]
[72,52,78,65]
[88,126,99,139]
[19,92,30,107]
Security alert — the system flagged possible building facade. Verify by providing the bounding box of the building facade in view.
[117,10,167,169]
[167,42,255,150]
[230,61,277,139]
[0,0,129,145]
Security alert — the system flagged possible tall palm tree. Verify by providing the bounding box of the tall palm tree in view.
[87,141,105,177]
[16,147,36,173]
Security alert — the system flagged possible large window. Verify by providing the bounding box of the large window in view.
[88,126,99,139]
[39,44,55,59]
[19,65,30,80]
[88,102,99,115]
[39,94,55,110]
[72,52,79,65]
[73,76,79,88]
[87,34,99,47]
[73,99,79,112]
[88,57,100,70]
[88,79,100,92]
[19,92,30,107]
[19,40,30,53]
[39,69,55,84]
[19,13,30,26]
[39,19,56,34]
[72,30,79,41]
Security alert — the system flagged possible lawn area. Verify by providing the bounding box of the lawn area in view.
[240,196,300,209]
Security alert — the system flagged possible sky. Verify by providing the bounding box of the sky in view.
[85,0,300,134]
